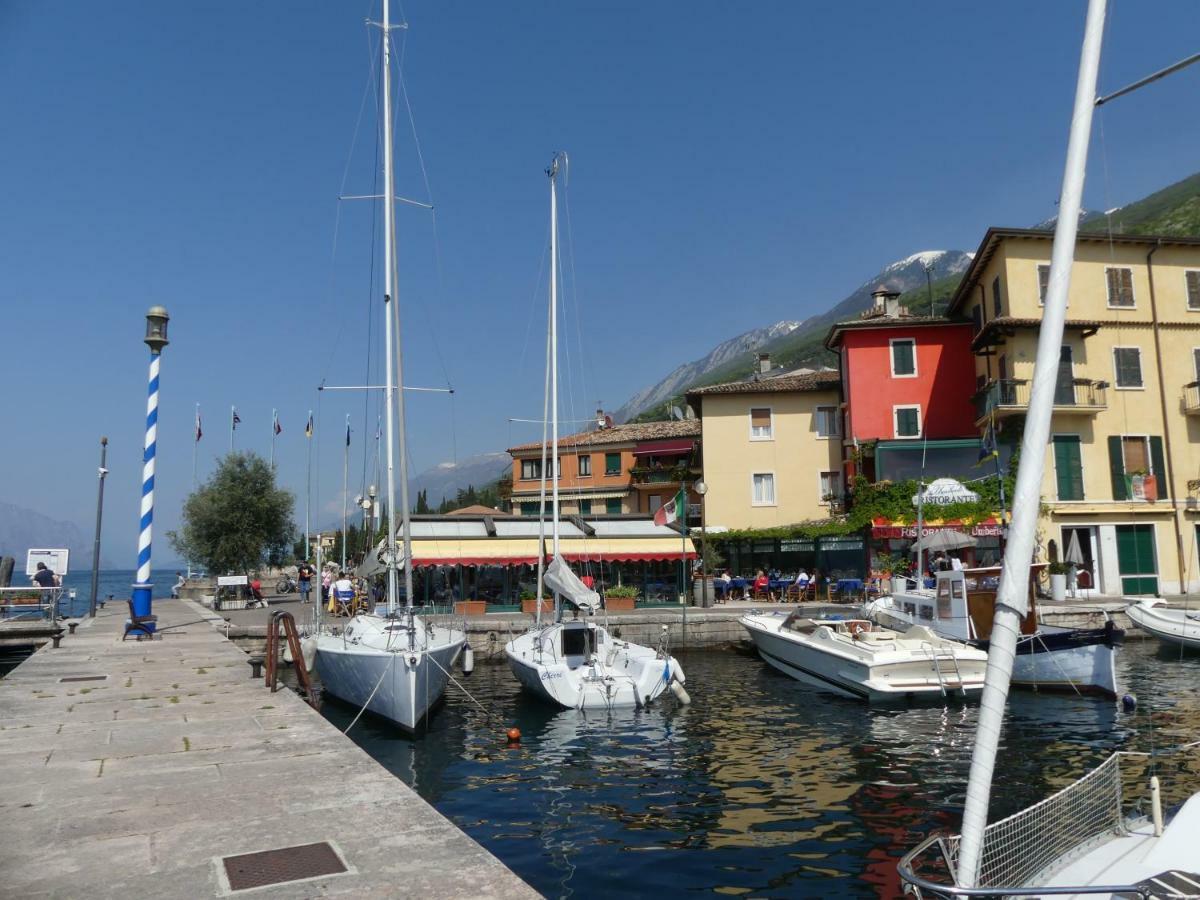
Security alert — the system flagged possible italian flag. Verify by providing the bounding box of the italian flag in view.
[654,486,687,526]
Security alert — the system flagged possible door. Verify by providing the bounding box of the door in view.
[1115,524,1157,595]
[1054,346,1075,405]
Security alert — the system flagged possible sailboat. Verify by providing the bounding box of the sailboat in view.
[504,155,690,711]
[313,1,465,732]
[898,1,1200,894]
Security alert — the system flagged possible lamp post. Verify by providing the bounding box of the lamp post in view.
[132,306,169,631]
[88,436,109,618]
[695,480,710,608]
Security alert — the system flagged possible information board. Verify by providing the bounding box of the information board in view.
[25,549,69,577]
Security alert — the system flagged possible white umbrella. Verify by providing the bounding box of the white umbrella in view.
[1064,530,1085,565]
[910,529,978,553]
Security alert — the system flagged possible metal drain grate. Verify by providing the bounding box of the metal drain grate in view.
[220,841,348,892]
[58,675,108,683]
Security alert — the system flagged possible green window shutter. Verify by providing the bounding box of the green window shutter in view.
[579,499,591,515]
[605,498,621,515]
[1149,436,1168,498]
[892,341,914,375]
[1108,436,1128,500]
[1053,436,1083,501]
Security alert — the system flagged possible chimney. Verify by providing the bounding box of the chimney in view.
[756,352,771,375]
[595,408,607,430]
[871,284,902,318]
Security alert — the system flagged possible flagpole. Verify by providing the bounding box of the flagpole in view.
[230,406,235,453]
[189,403,199,579]
[305,409,313,562]
[270,408,277,469]
[342,414,349,571]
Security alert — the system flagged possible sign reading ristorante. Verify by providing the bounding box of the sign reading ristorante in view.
[912,478,981,507]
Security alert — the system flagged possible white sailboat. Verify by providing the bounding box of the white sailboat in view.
[898,1,1200,893]
[504,155,690,711]
[314,1,464,732]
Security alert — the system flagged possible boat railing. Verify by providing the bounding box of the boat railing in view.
[898,742,1200,898]
[0,586,66,621]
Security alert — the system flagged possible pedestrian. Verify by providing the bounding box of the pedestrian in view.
[297,560,314,604]
[321,567,333,602]
[171,571,186,599]
[32,562,60,612]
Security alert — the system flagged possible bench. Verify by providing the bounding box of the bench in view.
[123,600,158,640]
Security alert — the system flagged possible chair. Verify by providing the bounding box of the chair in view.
[123,600,158,641]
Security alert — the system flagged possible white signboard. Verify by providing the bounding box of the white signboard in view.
[912,478,981,507]
[26,548,69,577]
[217,575,249,586]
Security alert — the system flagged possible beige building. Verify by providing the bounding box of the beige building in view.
[686,370,843,530]
[948,227,1200,594]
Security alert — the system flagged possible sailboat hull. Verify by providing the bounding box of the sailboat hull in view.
[315,615,464,731]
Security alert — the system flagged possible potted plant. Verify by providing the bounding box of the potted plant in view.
[519,589,553,615]
[874,552,910,594]
[603,584,639,612]
[454,598,488,616]
[1047,560,1071,602]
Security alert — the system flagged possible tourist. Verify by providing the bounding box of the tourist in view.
[321,567,333,602]
[753,568,771,600]
[950,555,964,572]
[31,562,59,589]
[171,571,186,598]
[297,560,314,604]
[333,571,356,614]
[794,568,809,587]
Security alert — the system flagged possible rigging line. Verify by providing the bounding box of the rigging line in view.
[516,225,553,382]
[561,153,596,436]
[362,85,382,501]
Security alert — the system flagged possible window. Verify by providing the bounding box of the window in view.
[992,275,1003,317]
[577,454,591,477]
[815,406,840,438]
[890,338,916,377]
[520,459,541,480]
[749,407,773,440]
[1052,435,1084,501]
[520,502,538,516]
[1038,264,1051,305]
[578,499,591,516]
[1113,347,1143,389]
[751,473,776,506]
[1106,267,1135,308]
[893,405,921,438]
[648,494,662,513]
[604,452,621,476]
[819,471,842,502]
[1194,348,1200,381]
[605,498,622,515]
[1107,435,1168,501]
[971,305,982,334]
[1187,271,1200,311]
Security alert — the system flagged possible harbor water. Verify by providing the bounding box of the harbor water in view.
[314,640,1200,899]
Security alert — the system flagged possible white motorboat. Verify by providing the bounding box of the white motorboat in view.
[313,0,464,732]
[740,610,988,702]
[503,156,688,712]
[1125,598,1200,650]
[866,568,1122,698]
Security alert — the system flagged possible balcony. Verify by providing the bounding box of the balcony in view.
[630,464,697,487]
[974,378,1108,425]
[1185,382,1200,416]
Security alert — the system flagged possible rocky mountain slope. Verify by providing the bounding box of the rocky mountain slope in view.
[0,501,100,575]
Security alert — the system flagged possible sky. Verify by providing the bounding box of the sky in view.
[3,0,1198,567]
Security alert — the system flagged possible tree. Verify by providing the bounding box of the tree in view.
[169,452,296,575]
[414,489,431,515]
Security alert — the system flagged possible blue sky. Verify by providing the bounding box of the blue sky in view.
[3,1,1198,566]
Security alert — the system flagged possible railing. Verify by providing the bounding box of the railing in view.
[1184,381,1200,414]
[898,742,1200,898]
[0,586,66,621]
[975,378,1108,419]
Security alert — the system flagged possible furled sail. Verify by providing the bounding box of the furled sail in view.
[544,554,600,611]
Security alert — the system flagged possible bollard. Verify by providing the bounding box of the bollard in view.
[68,622,79,635]
[248,656,265,679]
[50,630,65,649]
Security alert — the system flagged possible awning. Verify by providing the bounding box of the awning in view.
[632,439,695,456]
[561,538,696,562]
[405,536,696,567]
[871,516,1003,539]
[509,489,629,502]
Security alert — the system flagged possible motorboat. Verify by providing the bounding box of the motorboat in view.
[739,609,988,702]
[1125,598,1200,650]
[866,568,1122,697]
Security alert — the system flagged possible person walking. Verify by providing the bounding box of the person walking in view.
[297,561,314,604]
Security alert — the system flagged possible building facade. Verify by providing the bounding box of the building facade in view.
[947,228,1200,594]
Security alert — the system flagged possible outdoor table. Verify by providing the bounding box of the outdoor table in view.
[837,578,864,592]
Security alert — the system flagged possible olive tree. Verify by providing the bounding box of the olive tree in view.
[168,452,296,575]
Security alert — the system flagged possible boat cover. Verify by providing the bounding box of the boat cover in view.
[544,554,600,612]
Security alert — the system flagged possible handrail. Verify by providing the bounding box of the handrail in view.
[0,585,65,621]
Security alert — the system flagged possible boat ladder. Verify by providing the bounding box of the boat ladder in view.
[264,610,319,709]
[924,644,966,697]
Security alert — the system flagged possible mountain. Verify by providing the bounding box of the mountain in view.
[613,320,802,423]
[622,250,974,421]
[1079,171,1200,237]
[0,501,101,576]
[408,452,511,508]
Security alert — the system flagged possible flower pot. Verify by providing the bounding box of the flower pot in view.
[604,596,636,612]
[521,599,553,615]
[890,576,908,595]
[454,600,487,616]
[1050,573,1067,603]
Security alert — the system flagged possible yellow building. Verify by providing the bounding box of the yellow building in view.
[686,370,843,530]
[947,227,1200,594]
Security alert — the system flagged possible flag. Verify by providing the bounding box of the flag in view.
[273,412,282,435]
[345,416,351,447]
[976,413,998,466]
[304,412,314,438]
[653,486,687,526]
[195,409,202,442]
[232,408,241,429]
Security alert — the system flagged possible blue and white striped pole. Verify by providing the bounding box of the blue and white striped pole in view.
[132,307,170,628]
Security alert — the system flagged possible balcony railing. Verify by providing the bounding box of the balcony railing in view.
[1185,381,1200,415]
[975,378,1107,422]
[629,465,697,485]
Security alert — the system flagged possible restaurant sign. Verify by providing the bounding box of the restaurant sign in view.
[912,478,980,507]
[872,523,1003,539]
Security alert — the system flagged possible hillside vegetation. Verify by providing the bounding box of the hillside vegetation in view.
[1080,171,1200,237]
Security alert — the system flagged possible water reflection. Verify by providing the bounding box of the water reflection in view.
[305,641,1199,899]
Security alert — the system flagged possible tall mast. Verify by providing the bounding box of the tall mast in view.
[955,0,1106,886]
[549,155,560,563]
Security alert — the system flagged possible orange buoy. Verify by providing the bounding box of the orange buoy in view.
[506,727,521,742]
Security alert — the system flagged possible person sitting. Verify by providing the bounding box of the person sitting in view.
[752,569,771,601]
[248,578,266,608]
[333,572,356,615]
[171,571,186,599]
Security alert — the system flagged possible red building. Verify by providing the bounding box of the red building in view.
[824,286,979,483]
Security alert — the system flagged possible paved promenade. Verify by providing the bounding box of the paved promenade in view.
[0,601,536,899]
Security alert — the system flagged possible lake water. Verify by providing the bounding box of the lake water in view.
[13,568,182,618]
[314,640,1200,898]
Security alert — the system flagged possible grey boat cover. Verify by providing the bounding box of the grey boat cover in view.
[544,554,600,612]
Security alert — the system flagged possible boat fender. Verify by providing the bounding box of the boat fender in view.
[506,727,521,743]
[1122,693,1137,712]
[300,636,318,672]
[462,644,475,675]
[670,680,691,705]
[669,657,687,685]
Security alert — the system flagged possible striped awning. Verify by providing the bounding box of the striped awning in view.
[406,536,695,567]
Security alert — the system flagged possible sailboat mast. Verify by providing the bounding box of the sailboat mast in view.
[380,0,400,616]
[549,156,560,562]
[955,0,1106,886]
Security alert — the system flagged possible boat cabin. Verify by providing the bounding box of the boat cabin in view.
[896,567,1041,641]
[561,620,600,667]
